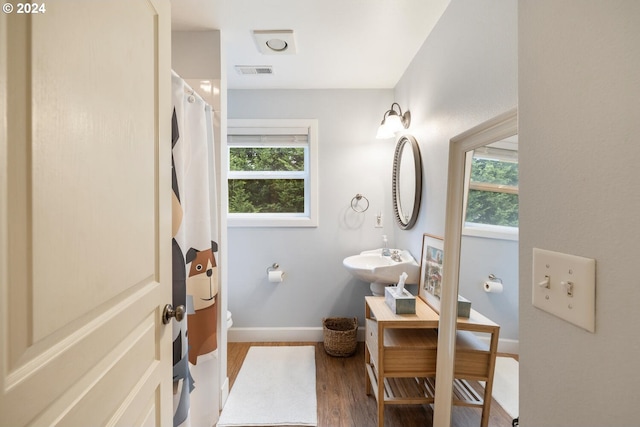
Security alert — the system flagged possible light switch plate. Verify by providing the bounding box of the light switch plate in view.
[532,248,596,332]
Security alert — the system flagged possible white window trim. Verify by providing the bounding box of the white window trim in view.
[226,119,318,227]
[462,222,519,241]
[461,149,519,241]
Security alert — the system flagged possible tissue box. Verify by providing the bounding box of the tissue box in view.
[384,287,416,314]
[457,295,471,318]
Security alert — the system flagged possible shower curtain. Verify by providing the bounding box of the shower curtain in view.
[171,72,220,427]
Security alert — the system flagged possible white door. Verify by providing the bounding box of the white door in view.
[0,1,173,426]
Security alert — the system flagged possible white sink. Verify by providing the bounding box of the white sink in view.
[343,249,420,295]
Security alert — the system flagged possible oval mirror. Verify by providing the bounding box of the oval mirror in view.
[392,135,422,229]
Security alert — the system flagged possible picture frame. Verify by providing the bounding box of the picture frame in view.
[419,233,444,312]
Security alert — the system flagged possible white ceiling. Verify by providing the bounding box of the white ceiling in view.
[170,0,450,90]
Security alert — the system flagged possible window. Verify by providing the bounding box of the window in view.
[227,119,318,227]
[462,138,518,240]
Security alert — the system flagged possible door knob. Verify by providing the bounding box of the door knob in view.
[162,304,186,324]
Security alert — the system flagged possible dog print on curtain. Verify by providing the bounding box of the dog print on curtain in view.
[171,74,219,427]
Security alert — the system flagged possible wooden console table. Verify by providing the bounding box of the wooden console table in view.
[364,296,500,427]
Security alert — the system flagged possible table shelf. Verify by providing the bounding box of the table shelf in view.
[364,296,499,427]
[365,366,485,407]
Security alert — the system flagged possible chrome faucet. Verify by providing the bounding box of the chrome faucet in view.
[390,250,402,262]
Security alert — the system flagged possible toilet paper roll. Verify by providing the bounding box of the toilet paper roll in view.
[483,280,503,293]
[268,270,284,282]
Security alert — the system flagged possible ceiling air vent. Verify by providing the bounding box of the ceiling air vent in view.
[235,65,274,75]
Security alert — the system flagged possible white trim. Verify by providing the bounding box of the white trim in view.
[227,326,366,343]
[462,143,520,237]
[462,223,519,241]
[434,108,518,427]
[227,170,307,180]
[228,127,310,136]
[227,215,317,228]
[227,119,319,228]
[227,326,518,355]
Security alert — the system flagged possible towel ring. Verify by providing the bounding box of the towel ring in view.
[350,194,369,213]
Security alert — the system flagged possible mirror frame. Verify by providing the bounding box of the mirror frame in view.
[432,108,518,426]
[392,135,422,229]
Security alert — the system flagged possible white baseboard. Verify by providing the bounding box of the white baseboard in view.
[228,326,518,355]
[228,326,366,343]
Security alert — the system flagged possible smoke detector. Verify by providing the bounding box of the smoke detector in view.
[252,30,297,55]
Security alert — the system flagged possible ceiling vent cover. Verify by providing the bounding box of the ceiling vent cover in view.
[234,65,274,75]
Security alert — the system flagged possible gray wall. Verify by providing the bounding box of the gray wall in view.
[227,90,397,328]
[393,0,519,340]
[519,1,640,426]
[223,1,640,425]
[226,0,520,344]
[459,236,519,341]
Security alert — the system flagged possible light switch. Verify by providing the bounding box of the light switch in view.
[532,248,596,332]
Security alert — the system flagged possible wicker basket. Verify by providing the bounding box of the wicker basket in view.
[322,317,358,357]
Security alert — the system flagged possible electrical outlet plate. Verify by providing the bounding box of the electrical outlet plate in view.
[374,212,383,228]
[532,248,596,332]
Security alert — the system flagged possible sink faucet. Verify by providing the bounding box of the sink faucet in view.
[390,250,402,262]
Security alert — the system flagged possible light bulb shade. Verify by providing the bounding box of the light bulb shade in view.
[375,103,411,139]
[376,123,396,139]
[384,114,404,133]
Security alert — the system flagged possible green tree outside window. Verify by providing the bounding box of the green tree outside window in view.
[228,147,306,214]
[466,157,519,227]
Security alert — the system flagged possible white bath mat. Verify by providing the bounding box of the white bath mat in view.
[217,346,317,427]
[481,356,519,420]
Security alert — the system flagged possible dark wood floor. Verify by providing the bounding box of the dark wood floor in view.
[227,342,515,427]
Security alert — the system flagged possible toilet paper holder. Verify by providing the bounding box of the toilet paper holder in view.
[484,273,504,294]
[488,273,502,283]
[266,263,285,282]
[267,263,280,273]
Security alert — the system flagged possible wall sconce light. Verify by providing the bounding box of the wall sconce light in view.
[376,102,411,139]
